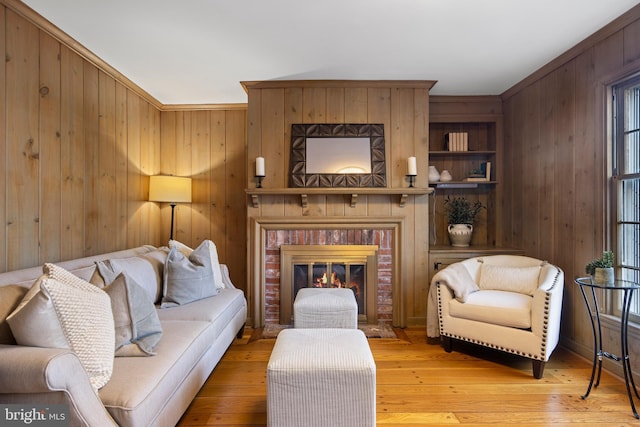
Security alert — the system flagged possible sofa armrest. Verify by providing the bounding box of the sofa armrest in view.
[531,265,564,352]
[427,281,455,338]
[0,345,116,426]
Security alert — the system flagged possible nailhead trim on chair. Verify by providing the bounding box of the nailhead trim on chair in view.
[437,263,563,363]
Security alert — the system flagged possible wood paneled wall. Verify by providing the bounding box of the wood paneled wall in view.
[243,80,434,327]
[0,6,162,271]
[160,108,247,292]
[502,4,640,375]
[0,2,249,296]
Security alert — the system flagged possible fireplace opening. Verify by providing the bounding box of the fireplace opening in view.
[280,245,378,325]
[293,262,366,315]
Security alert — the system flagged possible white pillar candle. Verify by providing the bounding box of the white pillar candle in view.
[256,157,265,176]
[407,156,417,176]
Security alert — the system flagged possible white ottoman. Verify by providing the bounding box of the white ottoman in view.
[267,328,376,427]
[293,288,358,328]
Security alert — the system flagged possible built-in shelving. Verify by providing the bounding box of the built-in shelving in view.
[245,187,433,208]
[428,110,503,248]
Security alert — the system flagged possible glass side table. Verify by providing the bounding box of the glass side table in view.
[575,277,640,419]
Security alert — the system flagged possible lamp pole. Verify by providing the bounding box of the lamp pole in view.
[169,202,176,240]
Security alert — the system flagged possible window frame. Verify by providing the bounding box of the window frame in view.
[610,73,640,321]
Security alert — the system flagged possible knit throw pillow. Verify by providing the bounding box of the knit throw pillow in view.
[7,263,115,392]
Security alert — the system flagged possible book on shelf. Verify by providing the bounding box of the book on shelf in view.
[464,161,491,182]
[445,132,468,152]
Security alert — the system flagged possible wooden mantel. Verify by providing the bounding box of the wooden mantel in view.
[245,187,433,209]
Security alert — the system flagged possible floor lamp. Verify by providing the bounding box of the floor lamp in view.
[149,175,192,241]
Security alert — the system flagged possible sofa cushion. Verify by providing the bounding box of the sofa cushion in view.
[7,264,115,391]
[158,288,247,337]
[103,272,163,356]
[170,239,225,291]
[99,320,212,426]
[0,285,28,344]
[93,250,167,303]
[161,245,217,308]
[448,289,532,329]
[478,264,541,296]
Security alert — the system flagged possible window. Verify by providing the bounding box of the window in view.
[612,75,640,320]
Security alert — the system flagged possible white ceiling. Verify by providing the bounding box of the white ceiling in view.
[22,0,640,105]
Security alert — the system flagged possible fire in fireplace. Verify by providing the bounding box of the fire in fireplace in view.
[293,262,366,315]
[280,245,378,325]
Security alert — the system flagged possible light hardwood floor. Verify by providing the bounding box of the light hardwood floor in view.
[177,328,638,426]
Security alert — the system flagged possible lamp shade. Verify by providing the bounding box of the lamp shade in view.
[149,175,192,203]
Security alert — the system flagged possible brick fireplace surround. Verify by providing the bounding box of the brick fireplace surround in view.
[248,217,404,327]
[264,228,393,325]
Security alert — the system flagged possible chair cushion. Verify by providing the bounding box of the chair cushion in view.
[449,290,532,329]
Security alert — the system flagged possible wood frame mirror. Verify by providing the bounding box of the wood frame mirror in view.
[289,123,387,188]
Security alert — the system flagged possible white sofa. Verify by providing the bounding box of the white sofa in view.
[427,255,564,379]
[0,245,247,426]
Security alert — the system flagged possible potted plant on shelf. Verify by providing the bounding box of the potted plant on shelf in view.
[586,250,615,284]
[444,196,485,247]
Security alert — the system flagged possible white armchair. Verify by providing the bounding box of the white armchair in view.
[428,255,564,379]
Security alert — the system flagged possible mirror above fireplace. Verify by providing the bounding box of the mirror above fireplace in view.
[289,123,387,188]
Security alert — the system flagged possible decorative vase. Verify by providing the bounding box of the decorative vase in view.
[440,170,452,182]
[428,166,440,183]
[448,224,473,247]
[593,267,614,284]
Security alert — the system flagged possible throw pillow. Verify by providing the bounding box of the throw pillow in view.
[103,271,163,356]
[0,285,28,344]
[478,264,542,296]
[161,244,217,308]
[7,263,114,392]
[91,252,166,303]
[169,239,225,291]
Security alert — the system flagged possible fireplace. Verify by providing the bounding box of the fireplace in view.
[249,217,404,327]
[280,245,378,325]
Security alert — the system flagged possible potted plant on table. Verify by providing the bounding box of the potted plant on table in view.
[586,250,615,284]
[444,196,485,247]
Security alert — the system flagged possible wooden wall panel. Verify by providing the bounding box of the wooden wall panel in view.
[159,109,248,288]
[0,5,162,270]
[60,45,85,261]
[0,0,246,292]
[39,32,61,263]
[223,109,247,285]
[0,6,5,273]
[191,111,212,244]
[502,5,640,376]
[6,10,39,270]
[244,80,434,327]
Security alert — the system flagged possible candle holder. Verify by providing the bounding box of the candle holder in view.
[406,174,416,188]
[255,175,265,188]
